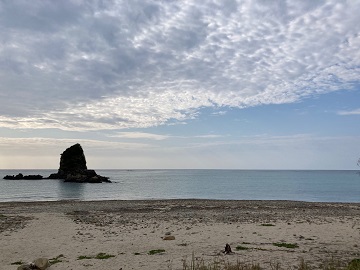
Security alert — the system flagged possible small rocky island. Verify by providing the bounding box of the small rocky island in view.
[3,144,110,183]
[3,174,44,180]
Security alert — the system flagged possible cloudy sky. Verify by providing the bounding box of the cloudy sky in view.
[0,0,359,169]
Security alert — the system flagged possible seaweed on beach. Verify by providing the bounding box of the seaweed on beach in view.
[49,254,65,265]
[148,249,166,255]
[273,242,299,249]
[77,253,115,260]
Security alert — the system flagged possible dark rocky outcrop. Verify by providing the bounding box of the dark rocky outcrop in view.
[3,144,110,183]
[4,173,24,180]
[4,173,43,180]
[23,175,44,180]
[48,143,110,183]
[59,143,87,177]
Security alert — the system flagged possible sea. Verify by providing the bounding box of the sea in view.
[0,170,359,203]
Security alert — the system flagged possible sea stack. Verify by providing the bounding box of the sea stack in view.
[48,143,110,183]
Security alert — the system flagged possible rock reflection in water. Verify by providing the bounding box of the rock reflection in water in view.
[57,181,85,200]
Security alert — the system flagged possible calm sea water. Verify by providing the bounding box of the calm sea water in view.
[0,170,359,203]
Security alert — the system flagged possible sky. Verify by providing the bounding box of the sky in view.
[0,0,360,170]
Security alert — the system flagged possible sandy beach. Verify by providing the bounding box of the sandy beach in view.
[0,200,359,269]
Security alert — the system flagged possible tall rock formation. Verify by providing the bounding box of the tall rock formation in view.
[48,144,110,183]
[58,143,87,177]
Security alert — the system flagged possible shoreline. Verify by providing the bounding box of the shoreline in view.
[0,198,360,206]
[1,198,360,212]
[1,200,360,269]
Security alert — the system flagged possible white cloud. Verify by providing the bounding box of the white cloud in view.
[0,137,153,153]
[337,109,360,115]
[108,131,225,140]
[193,134,225,139]
[0,0,359,130]
[109,132,170,140]
[212,111,227,116]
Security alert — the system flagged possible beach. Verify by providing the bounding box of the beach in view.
[1,200,359,269]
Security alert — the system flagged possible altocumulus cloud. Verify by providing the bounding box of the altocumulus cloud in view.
[0,0,359,130]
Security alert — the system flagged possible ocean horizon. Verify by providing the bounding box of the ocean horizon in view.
[0,169,359,203]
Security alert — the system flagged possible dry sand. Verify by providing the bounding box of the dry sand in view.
[0,200,359,270]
